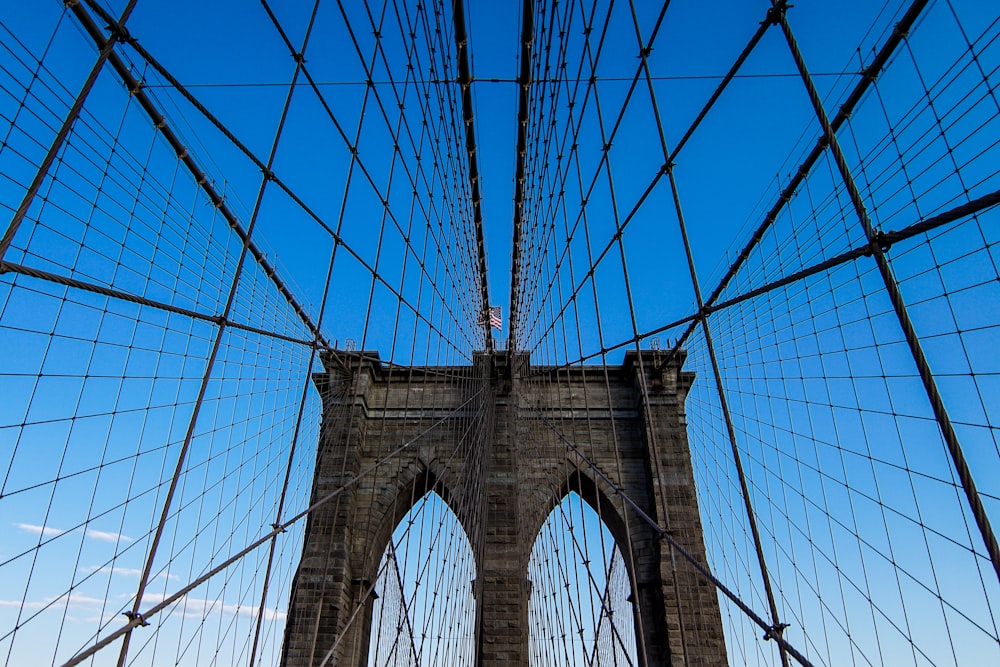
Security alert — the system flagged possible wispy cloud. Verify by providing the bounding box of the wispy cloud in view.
[85,528,133,543]
[0,590,285,624]
[13,523,133,543]
[86,565,178,581]
[0,591,107,610]
[144,593,286,622]
[14,523,64,538]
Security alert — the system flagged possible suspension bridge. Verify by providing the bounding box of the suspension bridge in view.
[0,0,998,665]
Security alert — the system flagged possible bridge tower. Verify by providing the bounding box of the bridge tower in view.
[280,349,726,666]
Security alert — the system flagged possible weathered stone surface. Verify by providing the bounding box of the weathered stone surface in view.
[281,350,726,666]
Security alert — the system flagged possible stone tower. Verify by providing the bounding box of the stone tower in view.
[280,350,726,666]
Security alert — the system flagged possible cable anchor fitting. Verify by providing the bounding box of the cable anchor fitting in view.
[107,21,133,44]
[123,611,150,627]
[860,62,880,83]
[762,1,790,26]
[865,230,892,256]
[763,622,790,641]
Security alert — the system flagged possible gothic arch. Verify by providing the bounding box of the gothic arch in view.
[526,483,641,667]
[366,487,477,667]
[359,462,477,587]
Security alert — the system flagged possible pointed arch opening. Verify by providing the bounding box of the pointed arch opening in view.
[527,490,640,667]
[366,490,477,667]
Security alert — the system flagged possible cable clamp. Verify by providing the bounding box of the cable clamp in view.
[762,2,789,26]
[860,62,880,83]
[866,231,891,256]
[123,611,150,627]
[107,22,133,44]
[270,522,287,533]
[763,622,790,641]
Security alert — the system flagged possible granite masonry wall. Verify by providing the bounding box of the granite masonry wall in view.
[280,350,726,666]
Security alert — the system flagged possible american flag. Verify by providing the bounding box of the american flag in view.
[479,305,502,330]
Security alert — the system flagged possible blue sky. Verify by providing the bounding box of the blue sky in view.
[0,1,998,666]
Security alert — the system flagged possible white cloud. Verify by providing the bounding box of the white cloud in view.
[0,580,282,626]
[14,523,64,538]
[0,591,107,610]
[92,565,144,578]
[84,528,133,543]
[144,593,286,622]
[86,565,178,581]
[13,522,133,544]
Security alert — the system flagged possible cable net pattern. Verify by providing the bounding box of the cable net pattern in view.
[0,0,997,666]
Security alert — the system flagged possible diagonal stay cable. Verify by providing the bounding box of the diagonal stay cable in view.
[106,3,324,662]
[0,0,139,263]
[0,260,315,348]
[530,407,817,667]
[515,0,759,353]
[258,0,480,356]
[316,401,486,667]
[79,0,479,359]
[68,0,328,347]
[519,185,1000,378]
[771,0,1000,585]
[60,386,486,667]
[657,0,933,372]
